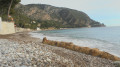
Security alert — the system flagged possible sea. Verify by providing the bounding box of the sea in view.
[30,26,120,57]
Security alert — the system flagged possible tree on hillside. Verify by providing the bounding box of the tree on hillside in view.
[0,0,21,16]
[8,0,13,17]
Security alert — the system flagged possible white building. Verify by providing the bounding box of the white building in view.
[37,27,41,31]
[0,17,15,35]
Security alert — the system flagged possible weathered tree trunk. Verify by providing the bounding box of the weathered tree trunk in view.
[8,0,13,17]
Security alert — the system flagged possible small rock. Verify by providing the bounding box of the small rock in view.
[114,61,120,67]
[20,65,28,67]
[47,58,51,62]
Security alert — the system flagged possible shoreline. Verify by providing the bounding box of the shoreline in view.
[31,28,120,58]
[42,37,120,61]
[40,26,106,31]
[0,31,119,67]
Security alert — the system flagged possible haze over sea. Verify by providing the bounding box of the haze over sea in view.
[30,26,120,57]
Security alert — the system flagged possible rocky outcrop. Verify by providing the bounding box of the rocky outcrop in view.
[42,37,120,61]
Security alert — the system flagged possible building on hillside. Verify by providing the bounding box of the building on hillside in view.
[0,17,15,35]
[37,27,41,30]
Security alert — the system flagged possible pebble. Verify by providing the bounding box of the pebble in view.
[114,61,120,67]
[0,39,116,67]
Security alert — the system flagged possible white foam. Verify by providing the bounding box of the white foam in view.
[30,32,120,57]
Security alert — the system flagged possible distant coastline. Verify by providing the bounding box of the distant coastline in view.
[40,26,106,31]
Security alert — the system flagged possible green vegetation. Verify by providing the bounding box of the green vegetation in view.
[0,0,39,30]
[12,11,40,29]
[40,20,64,29]
[0,3,105,30]
[0,0,21,15]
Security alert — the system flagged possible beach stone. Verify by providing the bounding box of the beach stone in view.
[46,57,51,62]
[20,65,28,67]
[0,38,116,67]
[114,61,120,67]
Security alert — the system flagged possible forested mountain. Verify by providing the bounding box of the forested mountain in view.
[15,4,105,29]
[0,3,105,29]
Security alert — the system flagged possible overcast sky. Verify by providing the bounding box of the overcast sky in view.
[21,0,120,26]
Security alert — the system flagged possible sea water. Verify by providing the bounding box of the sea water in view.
[30,26,120,57]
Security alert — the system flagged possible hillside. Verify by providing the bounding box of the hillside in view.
[14,4,105,29]
[0,4,105,29]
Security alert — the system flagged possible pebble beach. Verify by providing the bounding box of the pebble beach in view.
[0,32,118,67]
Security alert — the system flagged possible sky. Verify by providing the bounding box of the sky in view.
[21,0,120,26]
